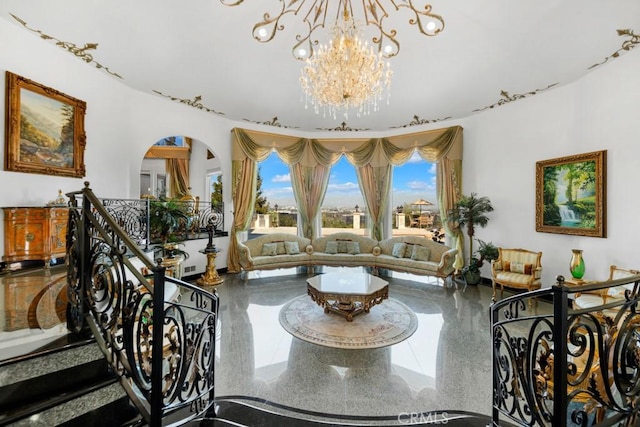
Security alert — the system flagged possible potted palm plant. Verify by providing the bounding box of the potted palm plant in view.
[448,193,495,285]
[149,198,190,259]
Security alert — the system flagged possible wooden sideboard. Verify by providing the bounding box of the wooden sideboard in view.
[2,207,69,265]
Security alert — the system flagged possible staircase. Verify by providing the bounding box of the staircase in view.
[0,335,141,426]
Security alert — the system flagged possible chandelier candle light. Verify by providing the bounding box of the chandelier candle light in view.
[300,5,392,119]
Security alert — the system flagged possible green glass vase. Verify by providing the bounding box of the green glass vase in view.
[569,249,585,279]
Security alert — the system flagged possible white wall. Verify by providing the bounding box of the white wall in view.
[457,48,640,286]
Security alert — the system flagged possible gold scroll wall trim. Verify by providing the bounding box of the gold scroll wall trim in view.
[152,91,225,115]
[317,122,370,132]
[10,14,122,79]
[390,115,452,129]
[242,116,297,129]
[472,83,559,113]
[589,29,640,70]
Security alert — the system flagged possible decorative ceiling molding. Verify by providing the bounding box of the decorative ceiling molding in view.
[242,116,297,129]
[472,83,559,113]
[390,115,452,129]
[316,122,370,132]
[152,91,225,115]
[589,29,640,70]
[10,13,122,79]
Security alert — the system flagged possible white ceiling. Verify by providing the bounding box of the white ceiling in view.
[2,0,639,133]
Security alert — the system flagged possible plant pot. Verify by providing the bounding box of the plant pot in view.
[464,270,481,286]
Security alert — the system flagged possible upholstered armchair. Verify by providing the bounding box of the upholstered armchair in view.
[491,248,542,299]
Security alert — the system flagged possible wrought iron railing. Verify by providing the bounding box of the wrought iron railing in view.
[491,275,640,426]
[101,198,150,248]
[66,183,219,426]
[99,197,226,248]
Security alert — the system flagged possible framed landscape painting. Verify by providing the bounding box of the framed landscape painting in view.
[535,150,606,237]
[5,71,86,178]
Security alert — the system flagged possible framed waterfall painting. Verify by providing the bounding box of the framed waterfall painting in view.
[5,71,87,178]
[535,150,606,237]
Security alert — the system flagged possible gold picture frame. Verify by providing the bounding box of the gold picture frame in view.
[535,150,606,237]
[5,71,86,178]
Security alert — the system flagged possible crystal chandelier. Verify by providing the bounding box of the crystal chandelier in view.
[299,6,392,118]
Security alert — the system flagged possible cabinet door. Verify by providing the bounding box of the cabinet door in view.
[49,209,68,258]
[4,219,46,262]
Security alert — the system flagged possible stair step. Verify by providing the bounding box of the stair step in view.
[204,398,496,427]
[58,395,143,427]
[0,337,136,426]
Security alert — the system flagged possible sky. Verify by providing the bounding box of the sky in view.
[259,151,437,210]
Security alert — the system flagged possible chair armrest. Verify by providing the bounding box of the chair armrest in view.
[534,267,542,280]
[237,242,254,268]
[437,248,458,275]
[491,260,503,273]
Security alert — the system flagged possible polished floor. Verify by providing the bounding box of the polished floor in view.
[214,267,503,420]
[0,265,538,424]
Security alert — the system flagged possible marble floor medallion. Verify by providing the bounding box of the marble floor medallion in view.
[279,294,418,349]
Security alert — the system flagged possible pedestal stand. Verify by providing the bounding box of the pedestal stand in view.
[197,249,223,287]
[196,219,224,287]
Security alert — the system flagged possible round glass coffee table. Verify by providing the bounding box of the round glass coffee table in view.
[306,272,389,321]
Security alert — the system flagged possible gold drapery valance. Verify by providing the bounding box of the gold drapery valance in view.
[231,126,462,167]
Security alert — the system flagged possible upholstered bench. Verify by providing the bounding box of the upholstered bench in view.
[237,233,312,273]
[309,232,379,271]
[375,236,457,279]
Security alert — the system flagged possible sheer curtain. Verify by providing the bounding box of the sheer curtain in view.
[289,163,331,239]
[354,164,391,241]
[228,126,464,270]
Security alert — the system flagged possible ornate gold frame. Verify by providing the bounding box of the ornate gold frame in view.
[535,150,606,238]
[5,71,86,178]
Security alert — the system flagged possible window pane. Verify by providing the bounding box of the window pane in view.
[391,153,441,239]
[255,152,297,232]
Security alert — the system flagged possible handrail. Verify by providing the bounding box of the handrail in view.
[491,274,640,426]
[65,182,219,426]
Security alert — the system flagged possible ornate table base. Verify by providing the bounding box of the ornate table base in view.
[196,251,223,287]
[306,273,389,322]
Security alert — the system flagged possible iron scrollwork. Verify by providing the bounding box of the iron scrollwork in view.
[491,279,640,426]
[65,184,219,424]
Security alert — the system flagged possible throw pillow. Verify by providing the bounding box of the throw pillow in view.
[392,242,407,258]
[325,241,338,254]
[510,262,533,275]
[273,240,286,255]
[347,241,361,255]
[403,242,414,258]
[285,241,300,255]
[503,261,511,271]
[411,245,430,262]
[261,243,277,256]
[337,239,351,253]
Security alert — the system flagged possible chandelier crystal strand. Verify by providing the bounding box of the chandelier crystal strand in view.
[300,6,392,119]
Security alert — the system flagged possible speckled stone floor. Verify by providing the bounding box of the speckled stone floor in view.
[213,267,544,421]
[1,265,549,425]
